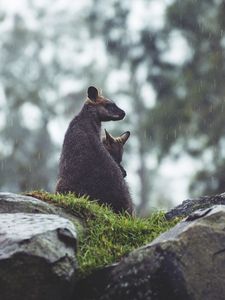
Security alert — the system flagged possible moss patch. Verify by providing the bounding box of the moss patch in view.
[27,191,180,278]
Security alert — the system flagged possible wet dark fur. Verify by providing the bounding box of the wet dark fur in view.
[56,87,133,214]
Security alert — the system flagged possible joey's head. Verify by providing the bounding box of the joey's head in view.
[103,129,130,177]
[85,86,125,122]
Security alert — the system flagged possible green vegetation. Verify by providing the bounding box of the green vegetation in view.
[27,191,180,277]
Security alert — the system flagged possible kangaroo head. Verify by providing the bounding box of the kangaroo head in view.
[103,129,130,177]
[86,86,125,121]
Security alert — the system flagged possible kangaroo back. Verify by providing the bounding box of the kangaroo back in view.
[56,87,133,215]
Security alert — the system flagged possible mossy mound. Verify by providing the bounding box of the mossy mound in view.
[27,191,180,278]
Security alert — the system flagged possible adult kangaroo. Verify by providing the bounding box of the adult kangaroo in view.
[56,86,133,215]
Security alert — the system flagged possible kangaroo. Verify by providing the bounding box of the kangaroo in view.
[102,129,130,178]
[56,86,133,214]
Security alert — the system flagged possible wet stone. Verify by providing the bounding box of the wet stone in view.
[98,206,225,300]
[0,213,77,300]
[0,192,57,214]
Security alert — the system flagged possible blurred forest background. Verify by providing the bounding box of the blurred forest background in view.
[1,0,225,215]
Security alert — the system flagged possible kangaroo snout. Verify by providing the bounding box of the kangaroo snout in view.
[112,108,125,121]
[118,109,125,120]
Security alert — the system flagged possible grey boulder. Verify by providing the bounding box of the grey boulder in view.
[98,206,225,300]
[0,213,77,300]
[165,192,225,220]
[0,192,82,225]
[0,192,58,214]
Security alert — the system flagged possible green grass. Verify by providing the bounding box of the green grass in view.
[27,191,180,278]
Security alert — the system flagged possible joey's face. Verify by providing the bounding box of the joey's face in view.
[103,137,123,164]
[103,129,130,177]
[86,86,125,122]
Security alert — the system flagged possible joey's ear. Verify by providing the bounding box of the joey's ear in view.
[119,131,130,145]
[104,129,115,144]
[87,86,99,101]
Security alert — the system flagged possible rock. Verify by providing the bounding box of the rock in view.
[0,192,57,214]
[0,192,82,226]
[97,206,225,300]
[73,264,117,300]
[165,192,225,220]
[0,213,77,300]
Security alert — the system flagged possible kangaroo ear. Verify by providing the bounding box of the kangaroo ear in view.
[87,86,99,101]
[120,131,130,145]
[104,129,114,144]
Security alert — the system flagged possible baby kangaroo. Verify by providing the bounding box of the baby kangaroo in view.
[102,129,130,178]
[56,86,133,215]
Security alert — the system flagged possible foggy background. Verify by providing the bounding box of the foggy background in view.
[1,0,225,215]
